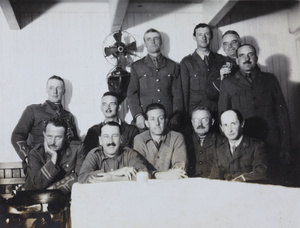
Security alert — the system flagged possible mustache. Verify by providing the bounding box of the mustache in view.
[196,125,206,129]
[243,61,252,64]
[107,142,116,147]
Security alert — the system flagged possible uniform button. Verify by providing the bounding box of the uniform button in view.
[194,75,197,77]
[144,74,146,77]
[156,79,160,82]
[199,151,203,154]
[157,100,161,103]
[232,171,235,174]
[66,164,69,168]
[72,170,75,173]
[157,156,160,159]
[167,74,170,77]
[61,180,65,184]
[156,69,159,72]
[199,161,203,164]
[157,89,161,92]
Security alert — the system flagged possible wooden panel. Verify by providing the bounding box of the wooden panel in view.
[0,178,25,185]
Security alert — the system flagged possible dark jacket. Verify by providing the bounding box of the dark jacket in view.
[11,101,79,160]
[127,54,183,118]
[180,51,224,113]
[187,132,225,177]
[209,135,268,182]
[83,121,139,154]
[25,141,85,194]
[218,69,291,155]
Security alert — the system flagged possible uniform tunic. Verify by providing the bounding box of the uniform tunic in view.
[209,135,268,182]
[127,54,183,118]
[25,141,85,194]
[11,100,79,160]
[180,51,224,113]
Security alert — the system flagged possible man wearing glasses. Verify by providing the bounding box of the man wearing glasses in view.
[186,106,224,177]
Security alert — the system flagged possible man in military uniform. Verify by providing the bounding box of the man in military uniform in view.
[187,107,224,177]
[127,28,183,130]
[218,44,291,185]
[180,23,224,113]
[11,75,79,163]
[209,110,268,183]
[206,30,241,104]
[25,118,84,194]
[83,92,139,154]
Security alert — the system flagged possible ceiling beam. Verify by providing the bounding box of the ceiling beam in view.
[110,0,129,32]
[0,0,20,30]
[203,0,239,27]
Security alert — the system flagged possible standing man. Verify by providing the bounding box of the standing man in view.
[218,44,291,185]
[79,122,148,184]
[134,103,188,179]
[12,75,79,163]
[83,92,138,154]
[206,30,241,102]
[127,28,183,130]
[180,23,224,113]
[209,110,268,183]
[25,118,84,194]
[187,107,224,177]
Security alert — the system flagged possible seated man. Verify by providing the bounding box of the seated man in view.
[25,118,84,194]
[83,92,139,154]
[209,110,268,182]
[79,122,148,183]
[187,107,224,177]
[134,103,188,179]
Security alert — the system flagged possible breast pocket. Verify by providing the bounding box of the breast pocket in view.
[189,72,203,91]
[229,89,248,108]
[138,73,153,89]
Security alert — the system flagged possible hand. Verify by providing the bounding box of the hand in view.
[44,139,57,165]
[220,65,231,80]
[232,174,245,182]
[155,168,188,180]
[136,115,145,129]
[280,149,291,165]
[66,128,74,141]
[88,172,112,183]
[109,167,137,181]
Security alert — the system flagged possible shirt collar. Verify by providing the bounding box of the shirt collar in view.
[196,49,210,60]
[228,135,243,149]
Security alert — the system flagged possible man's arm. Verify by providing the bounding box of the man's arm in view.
[11,106,35,160]
[127,64,143,120]
[172,63,183,112]
[78,151,100,184]
[180,59,190,113]
[232,141,268,182]
[27,148,60,190]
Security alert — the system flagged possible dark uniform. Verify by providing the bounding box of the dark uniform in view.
[127,54,183,119]
[83,121,139,154]
[11,100,79,161]
[180,51,224,113]
[25,141,85,194]
[218,68,290,156]
[187,132,225,178]
[209,135,268,183]
[206,56,239,103]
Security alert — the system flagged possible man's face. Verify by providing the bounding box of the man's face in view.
[99,125,121,158]
[46,79,65,103]
[222,34,241,58]
[236,45,258,73]
[145,109,165,136]
[43,123,66,151]
[101,95,119,119]
[144,32,162,54]
[220,111,244,141]
[193,27,212,49]
[191,110,214,137]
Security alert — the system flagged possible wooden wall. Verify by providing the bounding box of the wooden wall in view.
[0,1,299,162]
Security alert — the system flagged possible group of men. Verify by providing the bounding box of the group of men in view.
[11,23,291,194]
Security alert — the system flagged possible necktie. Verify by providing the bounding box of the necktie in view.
[54,104,62,116]
[245,73,253,83]
[199,137,205,147]
[231,145,237,155]
[204,55,209,68]
[153,57,158,68]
